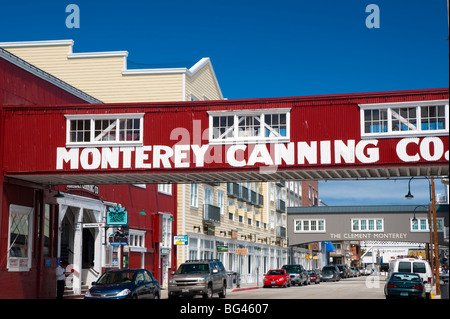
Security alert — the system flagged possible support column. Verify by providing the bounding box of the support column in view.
[73,207,83,295]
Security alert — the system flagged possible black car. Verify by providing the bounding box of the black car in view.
[85,269,161,299]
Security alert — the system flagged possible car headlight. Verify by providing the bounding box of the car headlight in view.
[85,290,92,298]
[116,289,131,297]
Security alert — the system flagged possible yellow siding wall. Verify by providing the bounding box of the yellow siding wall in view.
[185,63,222,101]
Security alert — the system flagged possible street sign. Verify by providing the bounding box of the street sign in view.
[82,223,105,228]
[174,235,188,245]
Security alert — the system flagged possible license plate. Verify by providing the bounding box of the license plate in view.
[400,292,408,297]
[271,282,275,285]
[182,289,189,293]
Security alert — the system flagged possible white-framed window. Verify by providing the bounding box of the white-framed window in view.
[65,113,144,147]
[158,184,172,195]
[161,214,173,248]
[294,219,326,233]
[359,100,448,138]
[208,108,291,144]
[191,183,198,208]
[8,205,34,271]
[217,191,224,215]
[351,218,384,232]
[129,229,146,252]
[410,217,444,232]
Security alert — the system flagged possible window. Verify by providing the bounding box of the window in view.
[158,184,172,195]
[351,218,383,232]
[129,229,146,252]
[8,205,34,271]
[191,184,198,208]
[294,219,326,233]
[411,217,444,232]
[66,113,144,146]
[359,100,448,138]
[208,109,290,144]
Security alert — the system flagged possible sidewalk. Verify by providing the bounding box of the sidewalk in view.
[160,282,260,299]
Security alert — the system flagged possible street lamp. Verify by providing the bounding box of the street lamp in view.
[405,177,414,200]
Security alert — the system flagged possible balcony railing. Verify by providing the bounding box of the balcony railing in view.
[227,183,240,198]
[276,199,285,212]
[276,226,286,239]
[203,204,221,225]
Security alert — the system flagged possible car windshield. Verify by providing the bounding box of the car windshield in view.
[391,273,421,282]
[322,270,333,275]
[322,266,335,271]
[97,271,136,285]
[267,270,285,276]
[308,271,315,274]
[176,263,210,274]
[282,265,302,273]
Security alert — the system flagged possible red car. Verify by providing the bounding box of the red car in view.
[308,270,320,284]
[263,269,291,288]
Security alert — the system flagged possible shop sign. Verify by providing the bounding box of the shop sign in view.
[106,205,128,226]
[217,245,228,252]
[109,230,128,246]
[160,248,171,255]
[174,235,189,245]
[236,248,248,255]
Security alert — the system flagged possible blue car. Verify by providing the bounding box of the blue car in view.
[85,269,160,299]
[384,272,426,299]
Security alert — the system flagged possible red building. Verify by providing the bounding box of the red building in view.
[0,48,176,298]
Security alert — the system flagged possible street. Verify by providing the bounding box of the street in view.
[226,275,386,299]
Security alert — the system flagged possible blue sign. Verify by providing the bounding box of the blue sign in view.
[106,205,128,226]
[174,235,189,245]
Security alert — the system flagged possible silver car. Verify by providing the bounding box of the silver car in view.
[168,259,227,299]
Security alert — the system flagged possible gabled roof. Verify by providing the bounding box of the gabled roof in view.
[0,47,102,104]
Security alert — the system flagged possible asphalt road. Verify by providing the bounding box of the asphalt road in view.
[226,275,387,299]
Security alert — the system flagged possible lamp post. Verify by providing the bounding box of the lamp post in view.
[430,177,441,296]
[406,176,440,296]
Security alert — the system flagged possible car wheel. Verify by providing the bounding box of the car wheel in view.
[219,284,226,298]
[203,285,213,299]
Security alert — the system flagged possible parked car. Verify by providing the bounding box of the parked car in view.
[85,268,160,299]
[337,264,352,279]
[282,264,309,286]
[263,269,291,288]
[384,272,426,299]
[168,259,227,299]
[308,270,320,284]
[321,269,340,282]
[321,265,340,282]
[387,258,433,298]
[350,266,360,277]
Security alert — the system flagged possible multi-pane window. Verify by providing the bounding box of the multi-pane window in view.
[392,107,417,132]
[351,218,383,232]
[66,114,144,146]
[359,100,448,138]
[8,205,34,271]
[411,217,444,232]
[294,219,326,232]
[208,109,290,144]
[421,105,446,131]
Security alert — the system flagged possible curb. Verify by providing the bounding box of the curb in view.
[230,287,260,293]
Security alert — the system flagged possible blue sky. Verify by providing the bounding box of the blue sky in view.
[1,0,448,205]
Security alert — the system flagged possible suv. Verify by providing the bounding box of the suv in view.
[168,259,227,299]
[281,264,309,286]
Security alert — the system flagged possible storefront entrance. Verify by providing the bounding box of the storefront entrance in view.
[57,194,108,295]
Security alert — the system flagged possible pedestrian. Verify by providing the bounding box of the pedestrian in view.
[56,260,68,299]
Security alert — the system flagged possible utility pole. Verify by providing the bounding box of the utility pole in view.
[431,177,440,296]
